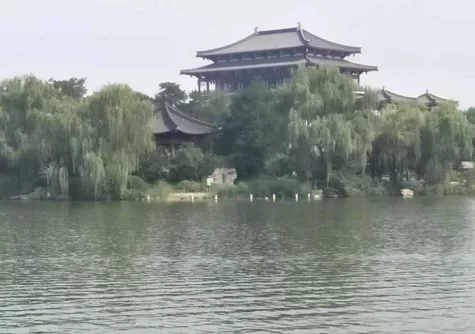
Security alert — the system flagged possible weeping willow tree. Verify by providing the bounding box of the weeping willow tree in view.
[285,66,377,186]
[0,76,155,199]
[75,84,156,199]
[370,104,426,182]
[419,104,474,185]
[309,114,353,186]
[0,76,63,193]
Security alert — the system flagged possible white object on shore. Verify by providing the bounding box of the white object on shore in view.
[400,188,414,197]
[191,195,195,202]
[264,196,269,201]
[272,194,276,202]
[295,193,299,201]
[308,193,311,200]
[214,194,218,202]
[250,194,253,202]
[146,195,150,202]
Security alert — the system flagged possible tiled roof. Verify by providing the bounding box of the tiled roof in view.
[197,26,360,57]
[377,88,458,107]
[379,88,416,103]
[417,91,457,105]
[180,56,307,75]
[181,55,376,75]
[150,104,215,135]
[301,29,360,53]
[307,56,377,72]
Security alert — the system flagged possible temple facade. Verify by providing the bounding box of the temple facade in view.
[181,23,377,93]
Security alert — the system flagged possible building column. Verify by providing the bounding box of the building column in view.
[170,144,176,158]
[206,81,210,93]
[197,78,201,93]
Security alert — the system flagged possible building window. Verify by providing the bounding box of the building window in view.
[255,53,264,59]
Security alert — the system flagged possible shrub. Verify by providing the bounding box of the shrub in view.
[175,180,205,192]
[149,181,173,200]
[127,175,149,191]
[212,182,251,198]
[329,172,387,197]
[264,153,295,177]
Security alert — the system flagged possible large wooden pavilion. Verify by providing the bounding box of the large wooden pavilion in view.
[181,23,377,92]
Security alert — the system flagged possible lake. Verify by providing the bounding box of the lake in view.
[1,198,475,333]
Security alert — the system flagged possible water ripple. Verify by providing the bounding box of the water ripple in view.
[1,199,475,333]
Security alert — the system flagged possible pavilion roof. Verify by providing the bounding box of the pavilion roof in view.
[196,25,361,57]
[378,88,458,107]
[417,90,457,106]
[307,56,377,72]
[181,56,307,75]
[379,88,416,103]
[181,55,377,75]
[150,103,215,135]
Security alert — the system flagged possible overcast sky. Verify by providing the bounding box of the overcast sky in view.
[0,0,473,107]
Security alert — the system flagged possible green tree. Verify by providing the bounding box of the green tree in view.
[184,91,229,123]
[215,82,283,179]
[370,104,425,183]
[49,77,87,99]
[154,82,187,112]
[0,76,62,193]
[81,84,156,198]
[285,66,373,186]
[419,104,474,184]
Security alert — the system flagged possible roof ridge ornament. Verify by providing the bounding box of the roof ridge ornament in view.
[254,26,258,35]
[297,22,302,30]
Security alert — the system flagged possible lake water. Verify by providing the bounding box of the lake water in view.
[1,198,475,333]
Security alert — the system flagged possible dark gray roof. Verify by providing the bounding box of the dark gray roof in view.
[379,88,416,103]
[196,26,361,57]
[417,91,457,106]
[377,88,458,107]
[307,56,377,72]
[181,55,376,75]
[150,104,215,135]
[301,29,360,53]
[181,56,307,75]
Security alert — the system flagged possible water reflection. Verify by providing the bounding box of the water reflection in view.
[1,198,475,333]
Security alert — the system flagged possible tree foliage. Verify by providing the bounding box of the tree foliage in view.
[0,76,154,199]
[154,82,187,112]
[2,69,474,199]
[49,77,87,99]
[215,82,284,179]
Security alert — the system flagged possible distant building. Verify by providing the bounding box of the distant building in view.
[378,88,458,109]
[150,104,216,155]
[211,168,237,185]
[181,23,377,93]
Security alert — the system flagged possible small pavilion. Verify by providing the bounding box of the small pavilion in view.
[150,104,216,155]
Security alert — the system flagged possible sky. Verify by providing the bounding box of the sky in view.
[0,0,473,108]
